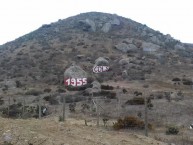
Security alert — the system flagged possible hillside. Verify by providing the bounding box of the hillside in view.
[0,12,193,145]
[0,12,192,88]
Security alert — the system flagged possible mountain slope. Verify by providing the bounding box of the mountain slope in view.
[0,12,192,89]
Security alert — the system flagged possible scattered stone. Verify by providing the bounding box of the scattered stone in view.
[95,57,109,66]
[119,58,130,65]
[115,43,137,53]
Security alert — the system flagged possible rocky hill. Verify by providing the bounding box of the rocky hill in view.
[0,12,192,89]
[1,12,193,145]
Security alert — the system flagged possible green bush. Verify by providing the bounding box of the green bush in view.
[166,126,179,135]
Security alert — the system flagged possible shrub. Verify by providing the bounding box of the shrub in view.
[25,89,42,96]
[166,126,179,135]
[125,97,153,109]
[172,78,181,82]
[113,116,145,130]
[2,104,22,118]
[101,85,114,90]
[100,90,116,99]
[134,91,142,96]
[44,88,52,93]
[43,95,59,105]
[122,88,127,94]
[69,103,76,112]
[15,80,22,88]
[0,97,4,105]
[66,85,87,91]
[183,80,193,85]
[125,97,144,105]
[57,87,66,93]
[58,116,63,122]
[81,103,90,113]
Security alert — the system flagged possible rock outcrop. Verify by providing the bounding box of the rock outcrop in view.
[95,57,109,66]
[64,65,87,79]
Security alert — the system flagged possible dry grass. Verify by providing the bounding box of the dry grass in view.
[0,117,168,145]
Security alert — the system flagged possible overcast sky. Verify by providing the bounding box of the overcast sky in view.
[0,0,192,45]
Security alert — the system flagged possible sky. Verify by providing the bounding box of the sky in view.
[0,0,193,45]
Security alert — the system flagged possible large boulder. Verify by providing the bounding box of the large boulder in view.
[115,43,137,53]
[95,57,109,66]
[150,35,161,45]
[77,19,96,32]
[142,42,160,53]
[64,65,87,79]
[101,22,111,33]
[119,58,130,65]
[85,19,96,32]
[174,44,185,50]
[111,18,120,25]
[101,18,120,33]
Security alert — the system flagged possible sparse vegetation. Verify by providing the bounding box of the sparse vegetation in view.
[166,125,179,135]
[25,89,42,96]
[101,85,114,90]
[125,97,145,105]
[113,116,145,130]
[172,77,181,81]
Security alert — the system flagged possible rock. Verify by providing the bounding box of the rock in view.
[111,18,120,25]
[77,19,96,32]
[76,54,85,59]
[86,57,91,61]
[115,43,137,53]
[92,81,101,91]
[101,22,111,33]
[64,65,87,79]
[141,31,147,36]
[95,57,109,66]
[148,33,154,37]
[2,80,16,88]
[85,81,101,94]
[119,58,130,65]
[150,35,161,44]
[122,70,128,78]
[165,34,174,43]
[142,42,160,52]
[174,44,185,50]
[85,19,96,32]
